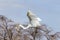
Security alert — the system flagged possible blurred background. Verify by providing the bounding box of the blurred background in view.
[0,0,60,32]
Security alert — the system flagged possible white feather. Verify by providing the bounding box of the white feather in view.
[36,17,42,21]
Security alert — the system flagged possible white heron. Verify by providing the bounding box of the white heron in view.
[27,10,42,27]
[18,10,42,29]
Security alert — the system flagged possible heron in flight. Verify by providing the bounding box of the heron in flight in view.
[27,10,42,27]
[18,10,42,29]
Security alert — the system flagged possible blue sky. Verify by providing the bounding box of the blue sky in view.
[0,0,60,32]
